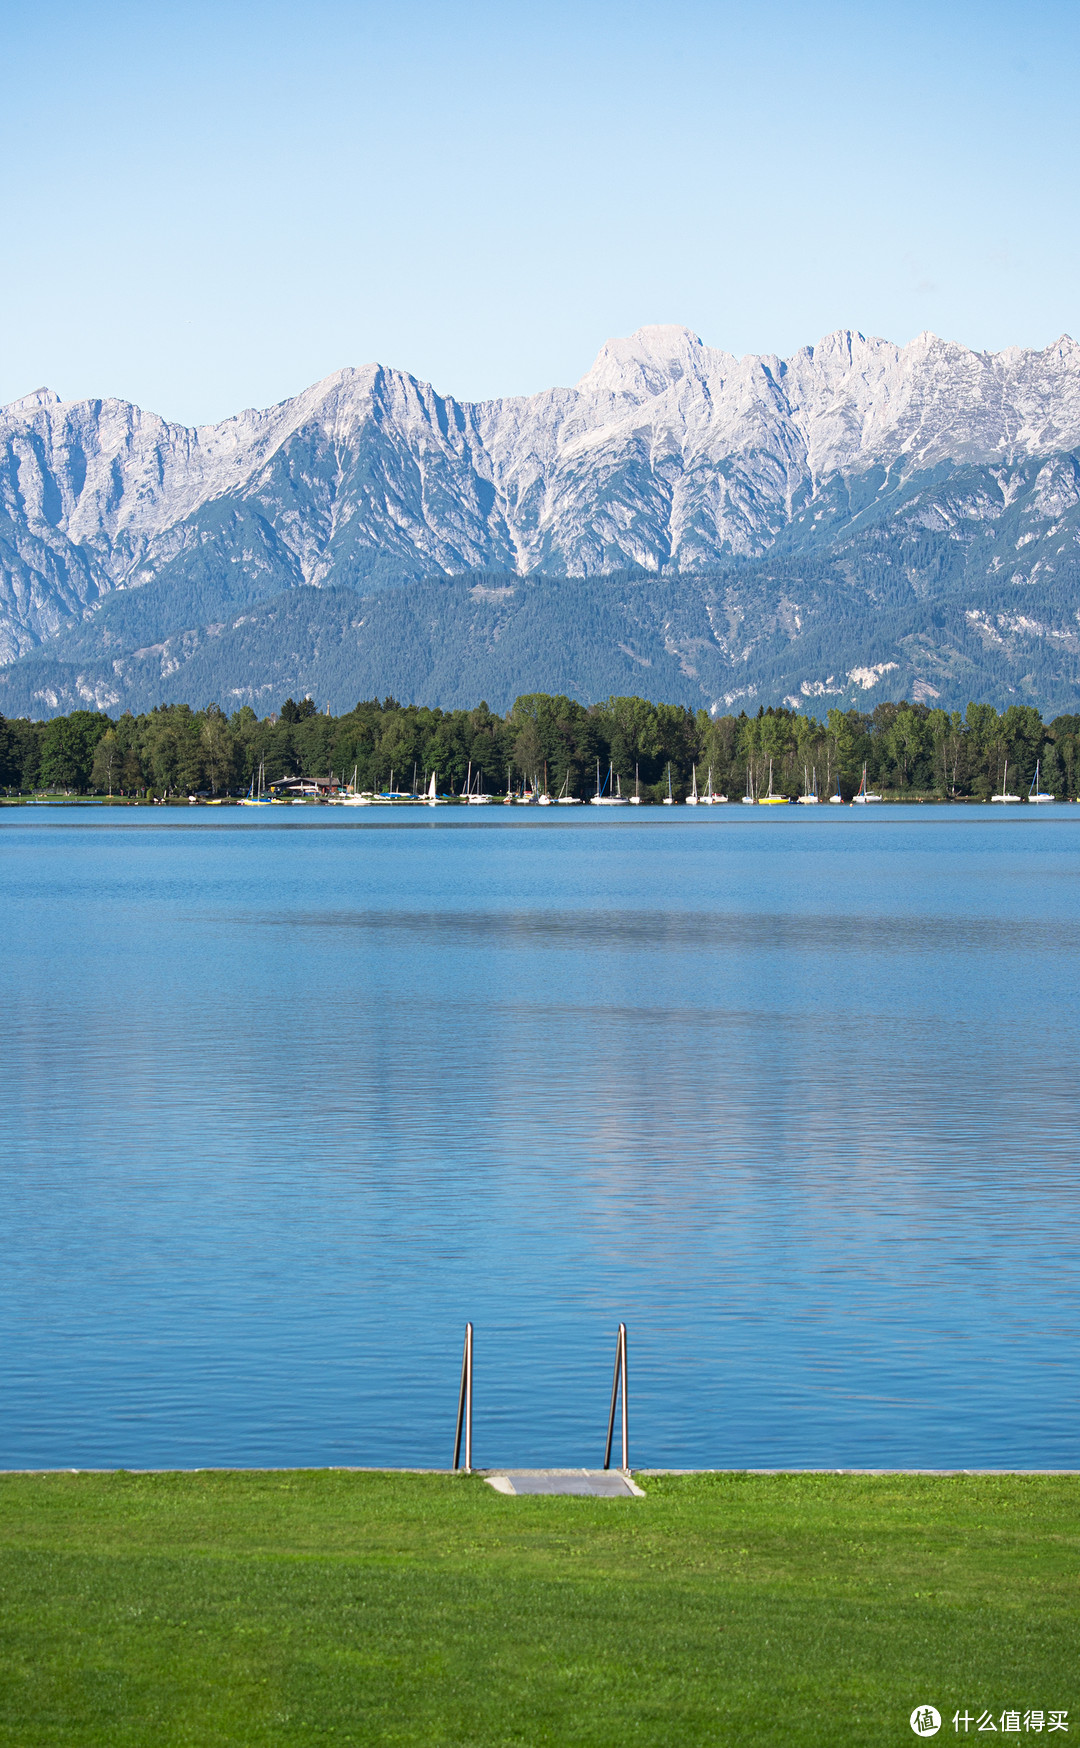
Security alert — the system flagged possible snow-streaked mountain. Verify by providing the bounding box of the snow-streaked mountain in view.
[4,323,1080,715]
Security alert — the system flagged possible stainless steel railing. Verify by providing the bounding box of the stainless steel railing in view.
[452,1320,630,1474]
[452,1321,473,1472]
[603,1322,629,1473]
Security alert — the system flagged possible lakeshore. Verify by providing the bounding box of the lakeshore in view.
[4,693,1079,808]
[0,1468,1075,1746]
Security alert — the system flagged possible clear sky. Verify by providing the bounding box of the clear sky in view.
[2,0,1077,425]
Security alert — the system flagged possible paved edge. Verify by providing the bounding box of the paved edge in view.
[483,1469,647,1497]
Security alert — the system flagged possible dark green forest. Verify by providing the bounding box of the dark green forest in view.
[2,693,1079,802]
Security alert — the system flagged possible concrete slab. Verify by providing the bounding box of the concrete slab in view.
[482,1469,645,1497]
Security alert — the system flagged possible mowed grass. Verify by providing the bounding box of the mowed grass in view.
[0,1470,1076,1746]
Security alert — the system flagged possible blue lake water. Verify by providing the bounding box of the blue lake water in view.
[2,805,1078,1472]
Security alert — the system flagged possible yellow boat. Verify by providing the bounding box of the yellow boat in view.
[757,758,789,804]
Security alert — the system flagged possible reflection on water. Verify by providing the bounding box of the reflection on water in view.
[2,808,1078,1470]
[260,906,1080,955]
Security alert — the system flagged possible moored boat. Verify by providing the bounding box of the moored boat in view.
[991,760,1021,803]
[797,765,819,804]
[1028,761,1054,804]
[590,761,629,805]
[758,759,789,805]
[851,764,882,805]
[238,760,272,805]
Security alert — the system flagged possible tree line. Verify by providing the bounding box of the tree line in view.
[1,693,1079,802]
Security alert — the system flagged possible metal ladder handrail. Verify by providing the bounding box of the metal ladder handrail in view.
[452,1321,473,1472]
[452,1320,629,1474]
[603,1322,629,1472]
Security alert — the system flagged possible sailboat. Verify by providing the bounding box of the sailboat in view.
[829,772,844,804]
[374,766,423,805]
[327,764,351,804]
[664,763,676,805]
[338,761,376,805]
[238,759,272,805]
[538,763,554,805]
[1028,761,1055,804]
[464,763,494,804]
[991,761,1021,803]
[685,764,700,806]
[701,767,727,804]
[742,765,755,805]
[424,770,447,806]
[758,759,788,805]
[556,769,582,804]
[797,764,820,804]
[590,761,629,805]
[629,762,643,804]
[851,764,882,805]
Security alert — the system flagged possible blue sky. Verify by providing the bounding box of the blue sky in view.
[1,0,1077,424]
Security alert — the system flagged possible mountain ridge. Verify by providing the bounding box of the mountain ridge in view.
[4,324,1080,717]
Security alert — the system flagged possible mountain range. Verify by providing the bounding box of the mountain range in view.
[3,324,1080,718]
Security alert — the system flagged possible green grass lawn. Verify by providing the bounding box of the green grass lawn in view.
[0,1469,1075,1746]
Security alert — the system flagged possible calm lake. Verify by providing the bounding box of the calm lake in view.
[2,806,1078,1471]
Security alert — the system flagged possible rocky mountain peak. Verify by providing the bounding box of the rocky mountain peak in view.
[575,324,716,400]
[8,387,62,412]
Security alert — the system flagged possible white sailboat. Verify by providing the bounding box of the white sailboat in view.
[462,761,494,804]
[851,764,882,804]
[742,765,755,805]
[590,761,629,805]
[538,763,554,805]
[701,766,727,805]
[629,762,643,804]
[663,763,676,805]
[556,769,582,804]
[797,764,819,804]
[335,762,371,805]
[991,761,1021,803]
[1028,761,1054,804]
[685,764,700,806]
